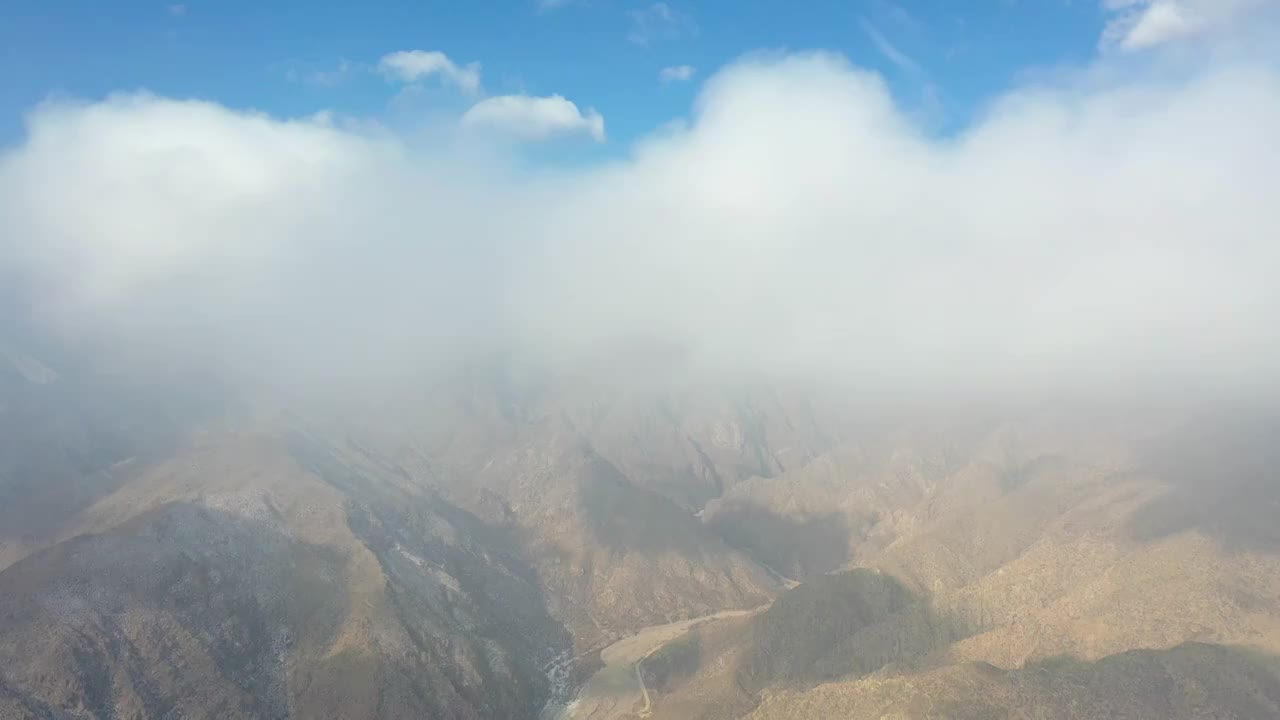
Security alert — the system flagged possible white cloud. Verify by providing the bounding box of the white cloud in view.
[378,50,481,95]
[660,65,697,83]
[628,3,695,45]
[860,20,921,74]
[3,50,1280,398]
[1101,0,1267,51]
[461,94,605,142]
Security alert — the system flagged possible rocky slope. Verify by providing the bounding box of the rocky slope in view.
[0,431,571,719]
[635,409,1280,718]
[325,367,820,652]
[7,329,1280,719]
[0,345,795,717]
[747,642,1280,719]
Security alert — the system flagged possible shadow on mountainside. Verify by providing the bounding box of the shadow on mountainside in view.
[576,450,733,555]
[643,598,1280,719]
[637,569,983,720]
[737,569,977,692]
[931,642,1280,720]
[1126,411,1280,553]
[644,630,707,692]
[706,500,850,580]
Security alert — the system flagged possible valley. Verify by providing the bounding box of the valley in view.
[4,346,1280,719]
[549,608,761,720]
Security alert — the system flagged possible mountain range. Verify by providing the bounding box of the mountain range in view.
[3,334,1280,719]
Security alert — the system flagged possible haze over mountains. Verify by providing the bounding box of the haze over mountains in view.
[4,329,1280,718]
[4,3,1280,718]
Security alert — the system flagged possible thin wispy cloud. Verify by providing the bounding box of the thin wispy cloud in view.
[859,19,921,74]
[858,18,942,127]
[1101,0,1268,51]
[660,65,697,83]
[286,59,362,88]
[628,3,696,46]
[872,0,916,29]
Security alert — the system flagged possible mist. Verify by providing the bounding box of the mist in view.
[3,45,1279,404]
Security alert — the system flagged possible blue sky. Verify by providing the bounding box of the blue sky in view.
[2,0,1114,148]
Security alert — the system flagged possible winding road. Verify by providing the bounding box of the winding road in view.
[551,608,758,720]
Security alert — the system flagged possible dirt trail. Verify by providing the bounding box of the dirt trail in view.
[552,607,759,720]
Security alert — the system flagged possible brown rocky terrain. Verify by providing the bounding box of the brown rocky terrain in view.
[0,343,794,718]
[633,409,1280,719]
[746,643,1280,719]
[6,331,1280,719]
[323,367,829,652]
[0,429,571,719]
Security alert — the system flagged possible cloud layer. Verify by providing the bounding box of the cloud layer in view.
[3,48,1279,399]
